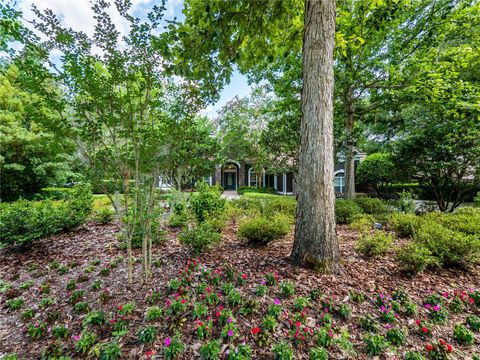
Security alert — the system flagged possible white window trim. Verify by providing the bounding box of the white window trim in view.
[334,170,345,193]
[248,167,258,187]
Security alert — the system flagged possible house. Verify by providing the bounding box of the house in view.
[205,150,367,195]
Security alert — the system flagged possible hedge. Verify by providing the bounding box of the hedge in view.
[237,186,276,195]
[0,184,93,246]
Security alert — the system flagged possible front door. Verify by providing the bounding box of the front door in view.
[224,172,236,190]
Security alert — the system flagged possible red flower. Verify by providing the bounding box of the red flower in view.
[421,327,429,333]
[145,350,155,359]
[446,344,453,352]
[242,274,247,280]
[439,339,446,345]
[251,327,261,335]
[415,319,421,326]
[425,344,433,351]
[118,305,123,311]
[295,321,301,328]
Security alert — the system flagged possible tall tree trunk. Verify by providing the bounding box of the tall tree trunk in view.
[344,100,356,199]
[291,0,340,274]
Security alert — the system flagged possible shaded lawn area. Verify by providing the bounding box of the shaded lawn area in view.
[0,220,479,359]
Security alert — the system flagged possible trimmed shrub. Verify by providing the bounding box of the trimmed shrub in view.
[238,214,290,245]
[356,153,397,192]
[179,223,221,254]
[353,197,390,215]
[425,207,480,235]
[92,208,115,224]
[388,213,419,238]
[0,184,92,246]
[237,186,275,195]
[190,181,225,223]
[36,187,74,200]
[396,242,440,275]
[350,214,375,234]
[413,220,480,269]
[335,200,363,224]
[355,231,394,257]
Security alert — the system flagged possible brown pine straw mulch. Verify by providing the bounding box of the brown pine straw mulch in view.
[0,221,479,359]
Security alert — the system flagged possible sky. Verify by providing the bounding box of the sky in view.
[16,0,252,118]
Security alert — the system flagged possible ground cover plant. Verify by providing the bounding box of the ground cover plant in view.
[1,193,479,359]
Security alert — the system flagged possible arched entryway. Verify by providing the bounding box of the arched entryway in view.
[221,161,240,190]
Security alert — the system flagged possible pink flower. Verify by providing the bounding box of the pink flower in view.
[433,304,440,312]
[274,298,280,305]
[228,329,234,337]
[164,337,171,347]
[73,335,80,341]
[227,317,232,323]
[181,299,186,304]
[424,303,431,310]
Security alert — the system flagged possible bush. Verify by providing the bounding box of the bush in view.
[179,223,221,254]
[237,186,275,195]
[92,208,115,224]
[36,187,74,200]
[168,200,188,228]
[0,184,92,246]
[355,231,394,257]
[426,207,480,235]
[123,206,165,249]
[190,181,226,223]
[413,220,480,269]
[356,153,397,192]
[350,214,375,234]
[396,242,440,275]
[388,213,418,238]
[335,200,363,224]
[474,192,480,207]
[237,214,290,245]
[353,197,390,215]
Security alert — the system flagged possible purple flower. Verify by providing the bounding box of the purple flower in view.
[227,317,232,323]
[274,298,280,305]
[261,279,266,285]
[164,337,171,347]
[73,335,80,341]
[433,304,440,312]
[228,329,234,337]
[424,303,431,310]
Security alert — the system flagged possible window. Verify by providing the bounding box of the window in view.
[248,168,258,187]
[334,172,345,193]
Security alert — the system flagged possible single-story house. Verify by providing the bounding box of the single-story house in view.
[203,150,367,195]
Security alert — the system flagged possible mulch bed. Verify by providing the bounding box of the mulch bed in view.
[0,221,479,359]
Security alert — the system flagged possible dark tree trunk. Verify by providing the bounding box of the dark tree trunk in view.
[291,0,340,274]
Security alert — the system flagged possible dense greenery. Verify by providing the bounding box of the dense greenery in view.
[0,184,92,246]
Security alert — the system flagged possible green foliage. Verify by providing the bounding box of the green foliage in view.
[474,192,480,207]
[364,335,388,356]
[0,66,80,201]
[414,220,480,269]
[92,208,115,224]
[99,341,122,360]
[388,213,418,238]
[335,200,363,224]
[137,325,157,344]
[280,281,295,298]
[163,335,184,360]
[396,242,440,275]
[190,181,226,223]
[466,315,480,332]
[237,214,290,245]
[353,197,390,215]
[271,341,293,360]
[386,328,406,346]
[356,153,397,192]
[349,214,375,234]
[355,231,393,257]
[0,184,92,246]
[237,186,275,195]
[453,324,474,345]
[309,347,329,360]
[145,306,163,321]
[179,223,221,254]
[199,339,221,360]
